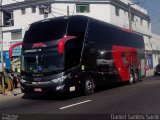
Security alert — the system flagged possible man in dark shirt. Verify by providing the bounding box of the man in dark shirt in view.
[11,74,18,88]
[0,72,2,87]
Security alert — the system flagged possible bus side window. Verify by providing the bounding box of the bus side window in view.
[64,39,81,70]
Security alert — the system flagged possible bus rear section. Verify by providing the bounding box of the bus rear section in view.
[85,18,145,86]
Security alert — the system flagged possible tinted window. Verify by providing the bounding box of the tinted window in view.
[87,19,144,49]
[22,51,64,73]
[64,38,82,70]
[67,16,88,37]
[23,18,68,43]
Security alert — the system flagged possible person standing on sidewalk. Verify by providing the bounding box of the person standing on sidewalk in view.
[11,74,18,88]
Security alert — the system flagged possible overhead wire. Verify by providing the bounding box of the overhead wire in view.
[2,0,37,24]
[131,0,160,35]
[4,0,44,21]
[11,0,67,17]
[143,4,160,21]
[8,0,160,21]
[131,0,147,25]
[10,0,160,25]
[139,0,160,35]
[5,0,160,35]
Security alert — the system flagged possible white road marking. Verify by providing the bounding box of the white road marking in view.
[59,100,92,110]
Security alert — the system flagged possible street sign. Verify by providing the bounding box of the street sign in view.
[11,42,22,57]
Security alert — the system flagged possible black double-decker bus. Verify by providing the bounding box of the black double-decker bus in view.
[9,15,146,95]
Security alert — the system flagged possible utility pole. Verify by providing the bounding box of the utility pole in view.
[67,6,69,16]
[0,0,4,95]
[128,3,132,30]
[128,2,139,30]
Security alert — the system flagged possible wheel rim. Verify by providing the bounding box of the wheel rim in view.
[135,72,138,79]
[85,79,92,91]
[130,73,133,83]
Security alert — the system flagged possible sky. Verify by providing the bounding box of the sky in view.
[132,0,160,35]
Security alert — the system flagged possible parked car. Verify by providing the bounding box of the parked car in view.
[154,64,160,76]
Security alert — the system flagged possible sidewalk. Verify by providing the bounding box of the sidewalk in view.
[0,87,22,97]
[146,69,154,77]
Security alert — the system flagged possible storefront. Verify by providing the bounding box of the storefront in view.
[1,44,21,72]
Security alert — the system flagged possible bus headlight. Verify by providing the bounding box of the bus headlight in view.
[56,85,65,91]
[51,75,67,83]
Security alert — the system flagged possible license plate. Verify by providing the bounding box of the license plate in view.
[34,88,42,92]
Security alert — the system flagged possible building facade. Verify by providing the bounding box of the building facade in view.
[1,0,160,70]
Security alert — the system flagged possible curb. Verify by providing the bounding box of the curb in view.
[146,69,154,77]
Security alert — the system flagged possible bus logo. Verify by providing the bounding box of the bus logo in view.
[32,43,47,48]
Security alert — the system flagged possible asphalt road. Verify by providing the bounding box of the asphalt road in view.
[0,76,160,120]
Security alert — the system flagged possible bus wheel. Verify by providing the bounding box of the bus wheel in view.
[83,76,94,96]
[128,72,134,85]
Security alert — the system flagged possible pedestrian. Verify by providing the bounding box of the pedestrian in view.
[11,74,18,88]
[17,75,20,87]
[0,72,2,87]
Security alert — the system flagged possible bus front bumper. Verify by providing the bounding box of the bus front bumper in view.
[20,80,77,94]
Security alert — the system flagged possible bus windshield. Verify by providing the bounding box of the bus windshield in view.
[22,52,64,73]
[23,18,68,43]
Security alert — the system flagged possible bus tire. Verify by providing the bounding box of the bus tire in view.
[83,76,94,96]
[128,71,134,85]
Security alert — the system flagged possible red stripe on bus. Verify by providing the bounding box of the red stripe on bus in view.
[58,36,76,54]
[112,45,138,81]
[9,42,23,58]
